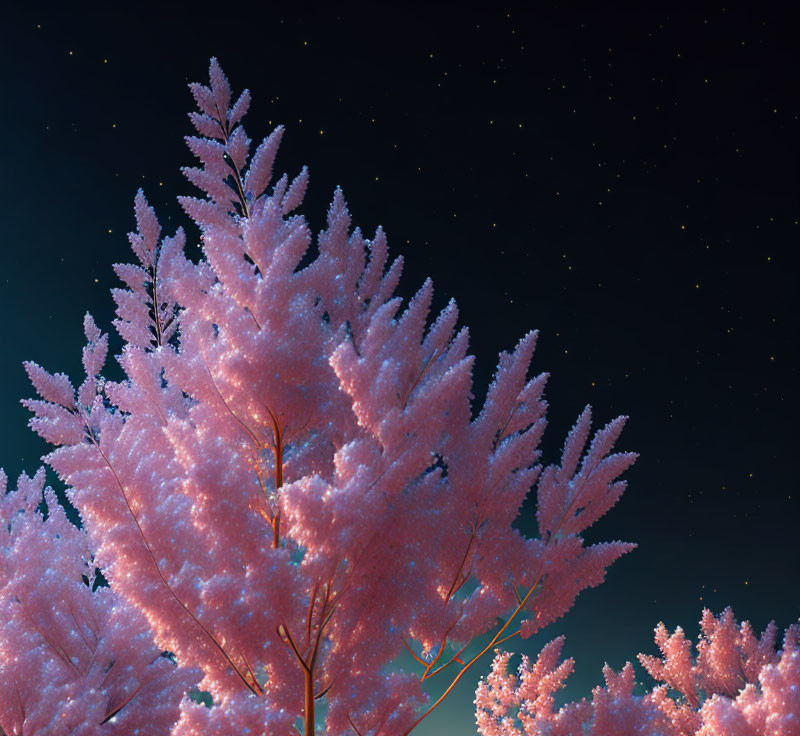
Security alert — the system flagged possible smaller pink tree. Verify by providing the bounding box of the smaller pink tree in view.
[475,607,800,736]
[0,465,199,735]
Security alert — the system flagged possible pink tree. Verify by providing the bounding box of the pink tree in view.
[7,58,639,735]
[475,607,800,736]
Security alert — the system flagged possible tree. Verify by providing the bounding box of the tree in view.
[475,607,800,736]
[6,58,638,735]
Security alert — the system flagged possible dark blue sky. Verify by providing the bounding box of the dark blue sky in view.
[1,3,797,733]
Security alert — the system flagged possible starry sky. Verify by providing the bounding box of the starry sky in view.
[1,3,797,733]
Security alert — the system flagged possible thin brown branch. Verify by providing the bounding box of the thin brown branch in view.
[492,401,521,454]
[421,638,471,680]
[264,404,284,547]
[252,464,276,526]
[444,524,477,605]
[420,624,461,679]
[198,352,286,542]
[512,578,523,605]
[97,658,117,688]
[100,680,146,724]
[548,451,607,541]
[197,350,262,448]
[347,712,365,736]
[490,630,521,649]
[401,348,439,412]
[237,645,264,695]
[401,638,427,666]
[65,599,95,655]
[89,437,257,694]
[149,262,164,348]
[13,677,25,726]
[213,100,250,220]
[278,624,310,673]
[308,583,331,673]
[320,602,338,631]
[314,676,336,700]
[306,580,321,647]
[444,467,512,609]
[402,566,545,735]
[18,600,79,675]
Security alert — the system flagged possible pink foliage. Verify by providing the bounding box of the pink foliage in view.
[476,608,800,736]
[0,468,198,735]
[3,58,639,734]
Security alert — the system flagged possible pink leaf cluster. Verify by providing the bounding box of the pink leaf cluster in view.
[5,58,638,734]
[0,468,198,735]
[476,608,800,736]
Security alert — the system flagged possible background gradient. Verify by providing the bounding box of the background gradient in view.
[1,4,797,733]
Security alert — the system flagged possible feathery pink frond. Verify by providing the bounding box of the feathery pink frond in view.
[478,609,799,736]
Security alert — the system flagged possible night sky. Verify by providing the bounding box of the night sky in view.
[1,4,797,733]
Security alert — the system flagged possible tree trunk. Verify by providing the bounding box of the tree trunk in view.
[304,666,315,735]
